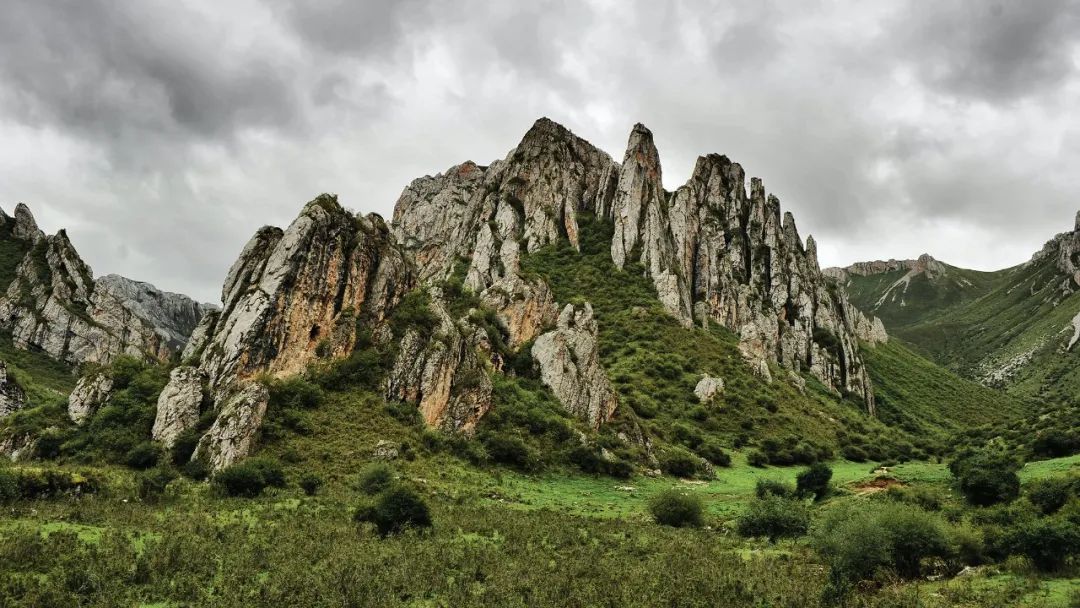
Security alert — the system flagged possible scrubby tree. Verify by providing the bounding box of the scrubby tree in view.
[796,463,832,501]
[648,489,705,528]
[950,451,1020,506]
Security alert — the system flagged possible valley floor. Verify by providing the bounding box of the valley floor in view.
[2,453,1077,607]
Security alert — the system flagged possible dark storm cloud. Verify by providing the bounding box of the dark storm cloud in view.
[0,0,1078,301]
[891,0,1080,103]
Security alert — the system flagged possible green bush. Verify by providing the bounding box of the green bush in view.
[124,441,162,470]
[695,440,731,467]
[136,467,177,502]
[658,449,705,479]
[814,502,955,598]
[648,489,704,528]
[1003,516,1080,571]
[755,479,796,499]
[795,462,832,500]
[170,429,201,465]
[181,458,210,481]
[950,451,1020,506]
[481,433,534,470]
[356,463,395,496]
[213,458,286,498]
[299,472,323,497]
[0,467,102,501]
[737,496,810,541]
[354,485,433,536]
[1025,476,1075,515]
[746,449,769,468]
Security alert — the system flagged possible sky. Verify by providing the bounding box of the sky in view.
[1,1,1079,303]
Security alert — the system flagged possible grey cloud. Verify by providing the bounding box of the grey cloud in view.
[891,0,1080,103]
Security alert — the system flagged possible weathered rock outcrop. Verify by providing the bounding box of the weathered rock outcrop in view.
[0,362,27,419]
[385,288,493,433]
[1030,211,1080,295]
[694,375,725,403]
[0,204,211,366]
[193,195,412,393]
[192,382,269,471]
[392,119,880,411]
[152,366,205,448]
[531,303,617,429]
[67,371,113,425]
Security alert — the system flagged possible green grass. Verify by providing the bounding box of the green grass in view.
[862,339,1023,438]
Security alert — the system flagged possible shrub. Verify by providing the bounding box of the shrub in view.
[746,449,769,468]
[659,449,704,479]
[356,463,395,496]
[885,485,947,512]
[737,496,810,541]
[299,473,323,496]
[354,485,433,536]
[1003,516,1080,571]
[268,377,324,410]
[814,502,954,598]
[1031,429,1079,459]
[124,442,162,470]
[213,458,286,498]
[136,467,177,502]
[1026,477,1075,515]
[0,469,19,501]
[950,451,1020,506]
[755,479,796,499]
[648,489,704,528]
[796,463,832,500]
[481,433,534,470]
[180,458,210,481]
[170,429,201,465]
[695,440,731,467]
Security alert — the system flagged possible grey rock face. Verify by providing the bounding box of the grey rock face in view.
[193,382,269,471]
[385,287,493,433]
[390,119,879,413]
[0,205,210,366]
[152,367,206,448]
[194,195,412,393]
[67,372,113,425]
[693,375,725,403]
[532,303,618,428]
[0,362,27,419]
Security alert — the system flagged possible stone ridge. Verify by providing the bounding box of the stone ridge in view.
[393,118,886,411]
[0,204,211,366]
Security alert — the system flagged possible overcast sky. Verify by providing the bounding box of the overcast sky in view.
[2,1,1079,303]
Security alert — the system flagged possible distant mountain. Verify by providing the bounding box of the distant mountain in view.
[832,214,1080,407]
[0,203,213,367]
[824,254,1004,330]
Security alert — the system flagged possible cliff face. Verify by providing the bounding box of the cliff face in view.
[393,119,883,412]
[172,194,414,468]
[0,204,211,366]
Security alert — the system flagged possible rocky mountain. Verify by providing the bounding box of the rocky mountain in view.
[0,204,212,367]
[825,254,1003,330]
[143,118,890,470]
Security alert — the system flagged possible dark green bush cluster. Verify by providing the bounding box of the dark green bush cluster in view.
[750,436,832,467]
[754,479,796,499]
[795,463,832,501]
[49,357,171,465]
[658,448,707,479]
[353,469,433,537]
[737,494,810,541]
[261,377,325,441]
[0,466,102,501]
[814,502,956,601]
[648,488,704,528]
[136,466,178,502]
[212,458,287,498]
[950,450,1020,506]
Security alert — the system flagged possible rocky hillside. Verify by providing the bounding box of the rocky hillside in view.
[0,204,212,367]
[825,254,1003,330]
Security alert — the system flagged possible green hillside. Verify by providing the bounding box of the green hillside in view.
[843,260,1005,330]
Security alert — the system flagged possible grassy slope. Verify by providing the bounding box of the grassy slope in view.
[862,339,1024,438]
[844,263,1004,330]
[522,213,937,457]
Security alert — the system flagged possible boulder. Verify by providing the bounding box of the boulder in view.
[693,375,724,403]
[152,366,206,448]
[193,382,269,472]
[68,372,113,425]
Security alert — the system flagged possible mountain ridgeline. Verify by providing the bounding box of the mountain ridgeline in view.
[1,118,1022,473]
